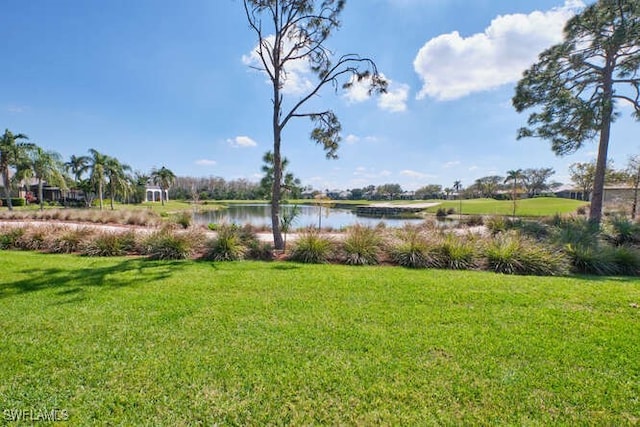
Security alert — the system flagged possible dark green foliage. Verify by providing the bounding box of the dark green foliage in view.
[341,225,382,265]
[1,198,26,207]
[611,246,640,276]
[485,216,509,235]
[48,228,94,254]
[604,215,640,246]
[564,244,619,276]
[173,211,192,229]
[289,229,335,264]
[551,217,601,248]
[245,240,274,261]
[390,226,438,269]
[0,227,25,249]
[142,230,198,260]
[435,208,447,218]
[434,235,477,270]
[82,232,137,257]
[463,215,484,226]
[206,225,247,261]
[484,234,569,276]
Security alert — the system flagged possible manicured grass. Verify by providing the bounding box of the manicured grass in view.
[1,252,638,425]
[424,197,588,217]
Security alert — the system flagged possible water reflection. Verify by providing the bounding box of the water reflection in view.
[192,204,427,229]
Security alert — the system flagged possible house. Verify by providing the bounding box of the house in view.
[555,184,636,203]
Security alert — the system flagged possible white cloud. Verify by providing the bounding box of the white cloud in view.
[413,0,584,101]
[400,169,436,179]
[443,161,461,169]
[227,136,258,148]
[344,74,409,112]
[6,105,27,113]
[345,134,379,144]
[242,32,314,95]
[195,159,217,166]
[353,167,392,179]
[379,83,410,113]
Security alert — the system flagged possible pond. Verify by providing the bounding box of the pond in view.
[192,204,431,229]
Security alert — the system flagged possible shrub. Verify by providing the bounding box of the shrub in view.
[485,216,509,235]
[463,215,484,227]
[483,234,569,276]
[446,207,456,215]
[576,205,588,215]
[611,246,640,276]
[434,235,477,270]
[173,211,192,229]
[16,226,57,251]
[604,215,640,246]
[435,208,447,218]
[389,226,437,269]
[141,229,201,260]
[564,244,619,276]
[0,227,26,250]
[289,229,335,264]
[512,220,550,240]
[206,225,247,261]
[48,227,95,254]
[245,240,274,261]
[82,231,138,257]
[551,217,601,248]
[342,225,383,265]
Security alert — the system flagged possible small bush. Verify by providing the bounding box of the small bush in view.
[48,227,95,254]
[0,227,26,249]
[82,231,138,257]
[246,240,274,261]
[446,208,456,215]
[463,215,484,227]
[551,217,601,248]
[142,229,200,260]
[512,220,550,240]
[564,244,619,276]
[485,216,509,234]
[604,215,640,246]
[289,229,335,264]
[342,225,383,265]
[389,226,437,269]
[483,234,569,276]
[435,208,447,218]
[174,211,192,229]
[206,225,247,261]
[576,205,588,215]
[435,235,477,270]
[611,246,640,276]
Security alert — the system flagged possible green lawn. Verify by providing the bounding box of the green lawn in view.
[423,197,588,217]
[1,252,638,425]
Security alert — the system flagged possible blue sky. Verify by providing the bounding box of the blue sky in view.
[2,0,637,191]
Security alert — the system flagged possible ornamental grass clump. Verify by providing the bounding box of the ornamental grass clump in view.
[205,224,247,261]
[434,235,478,270]
[0,226,26,250]
[604,215,640,247]
[82,231,138,257]
[483,234,569,276]
[289,229,335,264]
[341,224,383,265]
[389,225,438,269]
[142,229,203,260]
[48,227,95,254]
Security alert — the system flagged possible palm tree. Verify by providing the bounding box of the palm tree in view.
[150,166,176,206]
[22,146,67,211]
[64,154,89,183]
[453,180,463,219]
[105,157,131,210]
[0,129,34,210]
[86,149,110,210]
[504,169,525,218]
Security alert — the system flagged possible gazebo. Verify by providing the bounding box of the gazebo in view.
[145,185,168,203]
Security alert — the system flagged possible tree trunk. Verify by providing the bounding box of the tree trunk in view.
[2,168,13,210]
[271,121,284,250]
[38,179,44,211]
[98,182,104,210]
[589,61,614,227]
[632,177,639,219]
